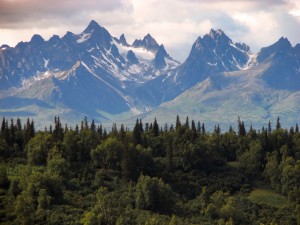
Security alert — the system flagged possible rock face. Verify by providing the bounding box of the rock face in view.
[0,20,179,123]
[0,20,299,129]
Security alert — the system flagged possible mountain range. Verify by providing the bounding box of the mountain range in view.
[0,20,299,129]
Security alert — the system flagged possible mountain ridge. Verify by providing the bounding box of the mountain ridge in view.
[0,20,299,129]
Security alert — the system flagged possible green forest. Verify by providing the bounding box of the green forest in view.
[0,116,299,225]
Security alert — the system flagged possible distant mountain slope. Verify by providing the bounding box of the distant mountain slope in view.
[0,20,179,122]
[134,29,253,106]
[140,36,300,129]
[0,21,299,129]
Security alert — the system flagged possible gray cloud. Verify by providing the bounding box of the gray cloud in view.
[0,0,125,28]
[0,0,299,62]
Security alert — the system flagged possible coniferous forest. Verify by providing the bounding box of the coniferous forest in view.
[0,116,299,225]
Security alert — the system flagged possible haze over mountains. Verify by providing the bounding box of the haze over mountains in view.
[0,20,299,129]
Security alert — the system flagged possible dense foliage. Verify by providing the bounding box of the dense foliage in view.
[0,116,299,225]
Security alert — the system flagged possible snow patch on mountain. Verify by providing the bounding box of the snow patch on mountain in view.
[113,40,155,62]
[77,33,91,43]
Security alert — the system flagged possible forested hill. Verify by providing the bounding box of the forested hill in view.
[0,116,299,225]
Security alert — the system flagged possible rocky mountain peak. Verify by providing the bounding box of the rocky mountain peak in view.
[30,34,45,45]
[132,33,160,53]
[119,33,129,46]
[83,20,102,34]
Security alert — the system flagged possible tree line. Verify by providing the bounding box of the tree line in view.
[0,116,299,225]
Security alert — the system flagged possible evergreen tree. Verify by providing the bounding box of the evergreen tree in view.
[268,121,272,134]
[83,116,89,130]
[164,123,169,132]
[16,117,22,131]
[8,118,15,146]
[30,120,35,137]
[169,124,174,131]
[153,118,159,137]
[191,120,197,133]
[119,124,126,145]
[133,119,142,145]
[97,124,103,138]
[276,117,281,130]
[165,134,174,172]
[139,119,144,132]
[238,117,246,136]
[122,144,138,182]
[185,116,190,128]
[111,123,118,136]
[53,116,63,141]
[202,123,206,134]
[145,123,149,132]
[1,117,6,134]
[64,124,69,134]
[103,129,107,138]
[90,119,96,133]
[75,124,79,134]
[197,121,201,133]
[175,115,181,130]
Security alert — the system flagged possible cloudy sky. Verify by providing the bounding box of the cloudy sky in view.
[0,0,299,62]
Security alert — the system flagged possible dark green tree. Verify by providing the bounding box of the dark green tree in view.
[276,117,281,130]
[135,175,175,214]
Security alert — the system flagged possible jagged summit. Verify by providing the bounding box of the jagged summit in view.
[132,33,160,53]
[209,28,225,38]
[207,29,231,43]
[187,29,251,72]
[83,20,102,33]
[77,20,113,49]
[119,33,129,46]
[0,20,299,129]
[259,37,292,54]
[154,45,169,69]
[273,37,292,49]
[257,37,293,64]
[126,50,139,65]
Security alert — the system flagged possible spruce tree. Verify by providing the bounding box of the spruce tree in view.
[191,120,196,133]
[238,117,246,136]
[268,121,272,134]
[197,121,201,133]
[133,119,142,145]
[185,116,189,128]
[97,124,103,138]
[139,119,144,132]
[90,119,96,133]
[145,123,149,132]
[153,118,159,137]
[1,117,5,134]
[16,117,22,131]
[201,123,206,134]
[175,115,181,130]
[276,117,281,130]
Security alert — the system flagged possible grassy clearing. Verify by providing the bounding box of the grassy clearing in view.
[248,188,289,209]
